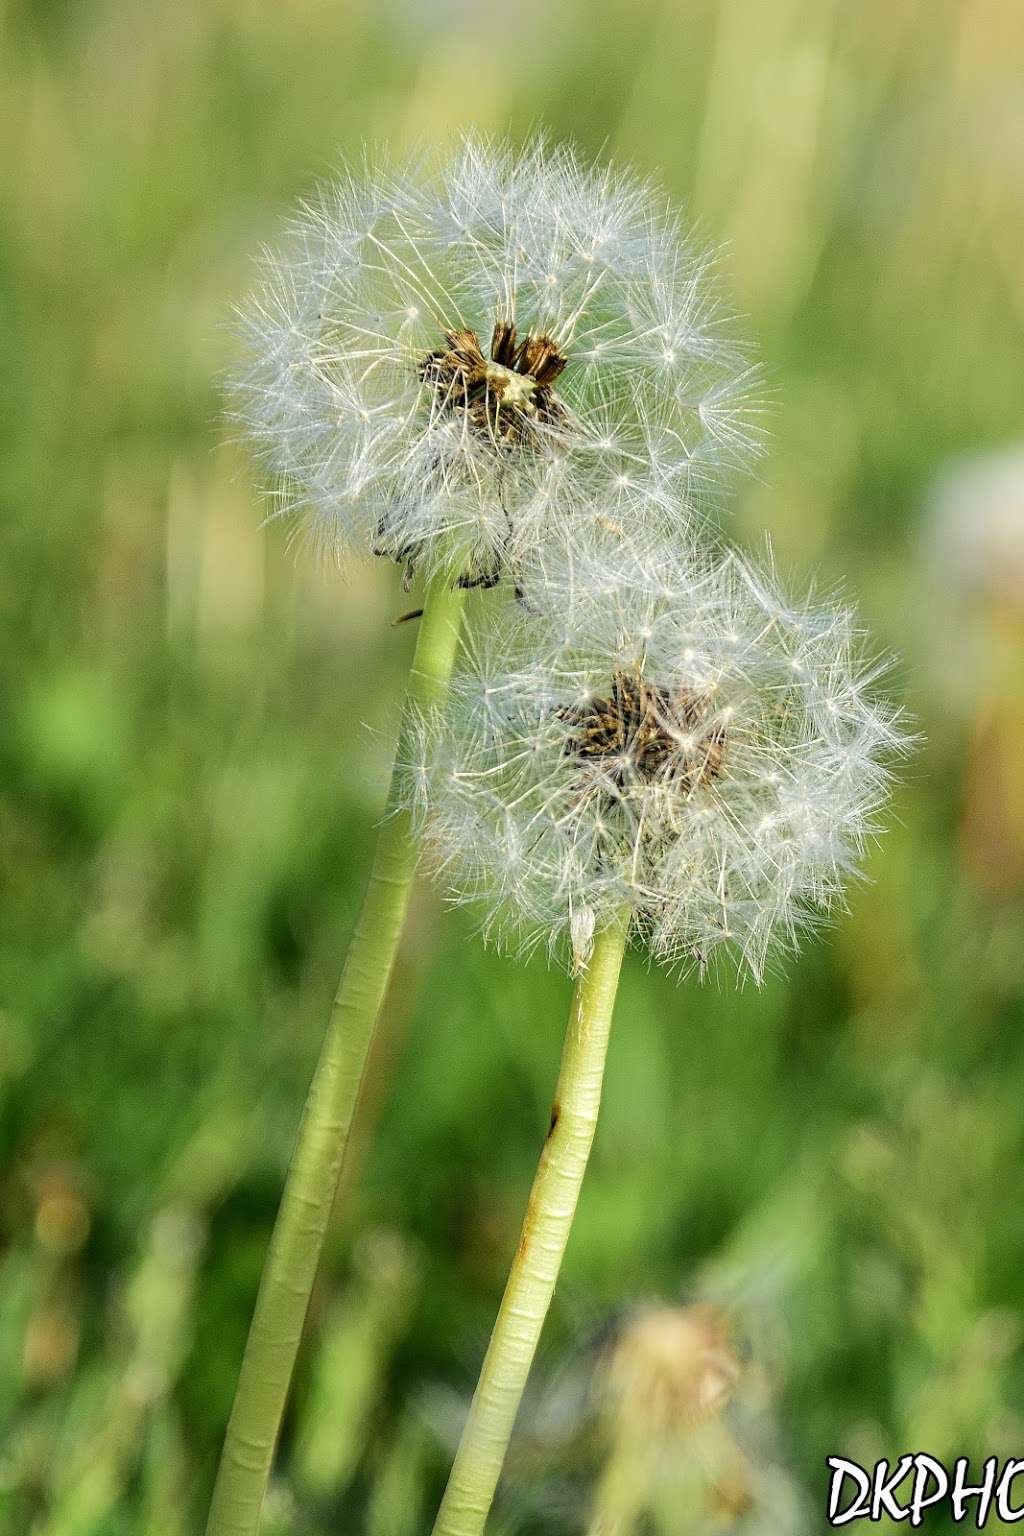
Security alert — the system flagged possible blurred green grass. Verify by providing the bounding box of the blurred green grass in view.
[1,0,1023,1531]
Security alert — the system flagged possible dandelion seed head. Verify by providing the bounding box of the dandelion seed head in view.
[230,136,763,582]
[408,539,907,982]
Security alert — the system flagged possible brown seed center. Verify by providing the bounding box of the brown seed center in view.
[420,320,567,442]
[560,669,726,793]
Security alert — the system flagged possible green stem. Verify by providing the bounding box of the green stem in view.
[206,569,467,1536]
[431,909,632,1536]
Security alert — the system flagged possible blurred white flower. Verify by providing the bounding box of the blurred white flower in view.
[231,135,762,583]
[922,444,1024,610]
[409,537,906,980]
[588,1302,805,1535]
[598,1303,743,1438]
[491,1296,807,1535]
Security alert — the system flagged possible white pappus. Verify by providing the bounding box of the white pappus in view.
[406,536,908,981]
[230,135,763,585]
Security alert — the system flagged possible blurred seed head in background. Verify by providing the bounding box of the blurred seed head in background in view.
[586,1301,805,1534]
[493,1296,806,1534]
[922,444,1024,615]
[598,1301,743,1436]
[918,443,1024,899]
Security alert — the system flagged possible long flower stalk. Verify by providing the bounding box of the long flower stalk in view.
[206,567,467,1536]
[431,907,632,1536]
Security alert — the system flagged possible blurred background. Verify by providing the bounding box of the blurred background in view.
[2,0,1023,1530]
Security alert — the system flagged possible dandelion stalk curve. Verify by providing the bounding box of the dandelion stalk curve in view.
[206,567,467,1536]
[431,907,631,1536]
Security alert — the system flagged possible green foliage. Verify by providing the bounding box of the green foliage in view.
[2,1,1023,1531]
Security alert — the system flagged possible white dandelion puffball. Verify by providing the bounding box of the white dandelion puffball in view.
[410,539,905,981]
[232,135,761,581]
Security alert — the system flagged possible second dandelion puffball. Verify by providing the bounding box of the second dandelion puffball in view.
[408,539,906,980]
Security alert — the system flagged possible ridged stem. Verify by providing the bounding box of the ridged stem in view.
[206,569,467,1536]
[431,909,632,1536]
